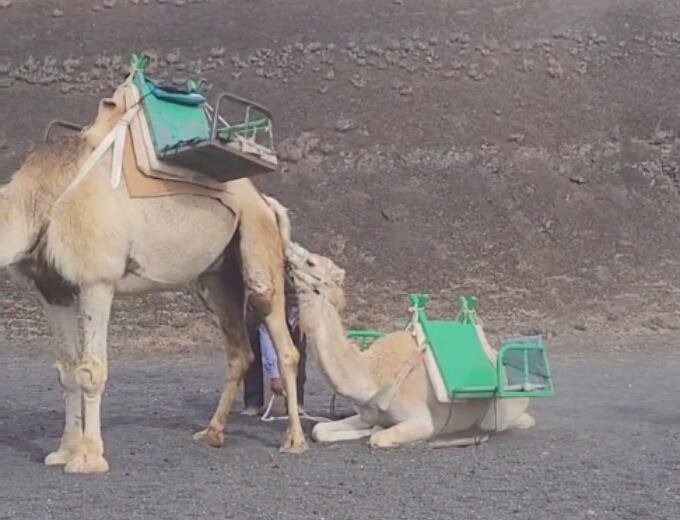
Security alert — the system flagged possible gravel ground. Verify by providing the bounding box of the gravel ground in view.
[1,340,678,520]
[2,1,680,518]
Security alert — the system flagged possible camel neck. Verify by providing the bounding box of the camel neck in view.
[300,296,378,404]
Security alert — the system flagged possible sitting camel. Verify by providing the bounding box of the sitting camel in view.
[285,244,536,449]
[0,93,307,474]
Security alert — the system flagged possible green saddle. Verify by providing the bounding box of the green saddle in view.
[127,53,277,182]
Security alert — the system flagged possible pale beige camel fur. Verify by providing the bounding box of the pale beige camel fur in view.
[286,245,536,449]
[0,103,307,475]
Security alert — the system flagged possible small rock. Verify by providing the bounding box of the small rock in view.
[319,142,335,155]
[175,0,185,5]
[318,85,329,94]
[569,176,586,185]
[52,8,64,17]
[0,0,13,7]
[398,84,413,96]
[92,4,102,10]
[324,69,335,80]
[508,132,525,143]
[103,0,115,7]
[573,323,587,332]
[335,118,357,133]
[547,56,564,78]
[350,73,366,89]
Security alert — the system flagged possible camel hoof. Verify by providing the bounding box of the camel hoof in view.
[44,448,77,466]
[279,439,309,454]
[279,429,309,454]
[193,427,224,448]
[64,453,109,474]
[513,412,536,430]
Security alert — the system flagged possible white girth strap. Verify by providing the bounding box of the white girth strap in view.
[407,306,450,404]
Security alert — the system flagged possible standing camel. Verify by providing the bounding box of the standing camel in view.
[0,92,307,474]
[285,244,536,448]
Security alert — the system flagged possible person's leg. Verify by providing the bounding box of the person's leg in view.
[243,313,264,413]
[294,330,307,407]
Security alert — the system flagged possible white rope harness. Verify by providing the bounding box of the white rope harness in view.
[260,394,331,423]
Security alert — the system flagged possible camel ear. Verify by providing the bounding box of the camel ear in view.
[98,97,118,115]
[332,267,346,286]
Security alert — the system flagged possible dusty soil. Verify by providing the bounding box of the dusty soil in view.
[0,340,678,520]
[3,0,680,349]
[1,4,680,518]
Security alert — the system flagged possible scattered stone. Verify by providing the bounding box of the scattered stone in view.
[350,73,366,89]
[318,85,329,94]
[335,118,357,133]
[103,0,115,7]
[547,56,564,78]
[569,176,586,185]
[573,323,587,332]
[175,0,186,5]
[319,142,335,155]
[508,132,525,143]
[324,69,335,80]
[52,8,64,17]
[0,0,13,7]
[92,4,102,11]
[209,47,224,58]
[166,50,180,64]
[398,83,413,96]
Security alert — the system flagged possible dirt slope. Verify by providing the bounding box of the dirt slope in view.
[2,0,680,349]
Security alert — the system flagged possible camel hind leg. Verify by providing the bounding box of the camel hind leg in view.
[193,244,253,448]
[240,210,307,454]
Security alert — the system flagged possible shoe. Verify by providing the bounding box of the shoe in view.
[241,405,261,417]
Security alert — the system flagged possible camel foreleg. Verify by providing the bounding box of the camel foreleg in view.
[312,414,379,443]
[64,282,113,474]
[368,415,435,449]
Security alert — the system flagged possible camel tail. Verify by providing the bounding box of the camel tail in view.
[261,194,292,251]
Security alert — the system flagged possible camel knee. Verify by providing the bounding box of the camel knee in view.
[226,350,253,381]
[74,353,107,396]
[54,360,80,392]
[246,279,275,316]
[311,423,333,443]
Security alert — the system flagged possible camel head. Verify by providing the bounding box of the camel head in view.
[286,242,347,312]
